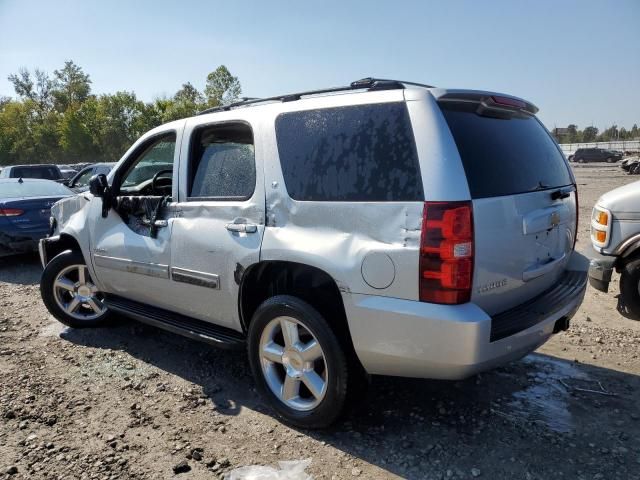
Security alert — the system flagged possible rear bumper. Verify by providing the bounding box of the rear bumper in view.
[0,232,43,258]
[344,254,587,380]
[588,253,616,293]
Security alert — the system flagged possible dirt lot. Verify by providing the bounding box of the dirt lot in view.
[1,164,639,480]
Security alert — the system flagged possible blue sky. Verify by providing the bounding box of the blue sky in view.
[1,0,638,130]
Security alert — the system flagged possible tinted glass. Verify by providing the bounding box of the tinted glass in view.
[0,181,72,198]
[9,166,60,180]
[276,103,423,201]
[439,102,572,198]
[189,123,255,199]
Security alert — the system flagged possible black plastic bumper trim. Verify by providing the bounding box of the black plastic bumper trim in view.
[490,269,587,342]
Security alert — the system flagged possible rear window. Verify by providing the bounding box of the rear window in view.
[276,102,423,201]
[0,181,72,199]
[9,166,61,180]
[439,102,572,198]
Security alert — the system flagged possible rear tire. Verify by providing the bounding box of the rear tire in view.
[606,157,613,163]
[247,295,353,428]
[620,259,640,318]
[41,250,111,328]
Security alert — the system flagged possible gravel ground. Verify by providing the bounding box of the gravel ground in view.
[1,163,639,480]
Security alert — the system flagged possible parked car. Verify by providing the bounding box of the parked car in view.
[38,78,588,428]
[0,179,74,257]
[620,157,640,174]
[569,148,622,163]
[588,180,640,316]
[66,163,116,192]
[59,168,78,180]
[0,164,64,181]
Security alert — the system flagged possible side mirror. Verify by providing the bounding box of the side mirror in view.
[89,174,108,197]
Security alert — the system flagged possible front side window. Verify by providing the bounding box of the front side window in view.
[72,168,94,188]
[188,122,255,200]
[120,133,176,192]
[275,102,423,202]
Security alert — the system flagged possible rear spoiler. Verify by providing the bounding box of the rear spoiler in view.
[432,89,539,115]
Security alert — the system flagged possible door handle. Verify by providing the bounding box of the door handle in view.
[226,223,257,233]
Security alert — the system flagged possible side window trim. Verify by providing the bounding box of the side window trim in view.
[185,120,256,202]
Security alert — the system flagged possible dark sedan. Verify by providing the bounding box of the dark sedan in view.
[0,179,74,257]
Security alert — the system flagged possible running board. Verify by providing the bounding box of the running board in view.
[104,294,245,349]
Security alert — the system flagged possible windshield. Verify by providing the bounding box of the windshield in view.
[0,181,73,199]
[439,102,572,198]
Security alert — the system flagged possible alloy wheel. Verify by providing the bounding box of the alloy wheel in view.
[52,264,107,321]
[259,316,328,411]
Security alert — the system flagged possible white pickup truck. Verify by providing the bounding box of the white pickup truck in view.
[589,180,640,316]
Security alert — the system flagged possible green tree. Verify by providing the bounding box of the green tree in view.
[582,126,598,142]
[59,106,97,162]
[204,65,241,107]
[94,91,146,161]
[8,68,54,115]
[52,60,92,111]
[1,61,244,165]
[566,124,580,143]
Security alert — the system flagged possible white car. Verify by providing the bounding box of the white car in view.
[589,180,640,315]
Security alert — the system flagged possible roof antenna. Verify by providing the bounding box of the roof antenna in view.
[18,177,23,183]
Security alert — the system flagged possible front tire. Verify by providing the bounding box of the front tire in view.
[578,157,585,163]
[41,250,111,328]
[620,259,640,318]
[606,157,614,163]
[247,295,351,428]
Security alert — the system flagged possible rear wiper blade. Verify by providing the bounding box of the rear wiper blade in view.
[529,181,550,192]
[551,186,574,200]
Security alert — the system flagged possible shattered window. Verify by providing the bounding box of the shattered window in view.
[189,123,255,200]
[275,102,423,201]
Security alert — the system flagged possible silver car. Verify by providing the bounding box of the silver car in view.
[588,179,640,315]
[38,78,587,428]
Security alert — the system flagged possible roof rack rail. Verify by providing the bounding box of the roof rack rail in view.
[196,77,434,116]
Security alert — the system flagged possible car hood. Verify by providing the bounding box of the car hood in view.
[597,180,640,219]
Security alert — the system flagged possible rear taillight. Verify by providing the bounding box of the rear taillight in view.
[420,201,474,304]
[0,208,24,217]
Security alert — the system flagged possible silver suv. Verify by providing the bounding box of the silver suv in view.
[38,78,588,428]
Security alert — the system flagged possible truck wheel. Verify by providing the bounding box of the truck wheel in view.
[247,295,351,428]
[41,250,111,328]
[620,258,640,318]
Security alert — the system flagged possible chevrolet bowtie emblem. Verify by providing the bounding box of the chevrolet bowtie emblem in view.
[549,212,560,227]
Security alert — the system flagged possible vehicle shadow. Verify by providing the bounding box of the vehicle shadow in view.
[0,253,42,285]
[60,318,640,479]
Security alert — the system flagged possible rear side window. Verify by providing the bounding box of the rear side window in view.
[276,103,423,201]
[439,102,572,198]
[9,166,60,180]
[188,122,255,200]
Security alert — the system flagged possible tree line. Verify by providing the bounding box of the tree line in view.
[553,123,639,144]
[0,61,242,166]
